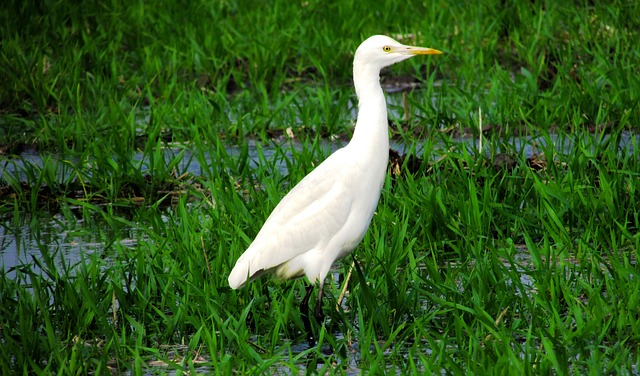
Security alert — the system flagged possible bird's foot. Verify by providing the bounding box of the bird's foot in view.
[302,317,316,347]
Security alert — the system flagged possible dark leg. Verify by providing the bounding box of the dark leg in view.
[314,283,325,322]
[301,284,314,311]
[300,284,315,346]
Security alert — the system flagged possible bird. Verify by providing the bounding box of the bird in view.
[228,35,442,341]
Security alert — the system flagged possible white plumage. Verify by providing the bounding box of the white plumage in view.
[228,35,441,316]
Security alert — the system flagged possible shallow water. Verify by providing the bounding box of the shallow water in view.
[0,207,143,280]
[1,131,638,373]
[3,130,637,182]
[2,130,638,275]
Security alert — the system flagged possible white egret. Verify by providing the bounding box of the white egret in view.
[228,35,441,338]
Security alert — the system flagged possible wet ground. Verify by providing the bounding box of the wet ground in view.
[1,130,638,373]
[2,130,638,274]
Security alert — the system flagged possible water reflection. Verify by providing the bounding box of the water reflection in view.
[2,130,638,274]
[3,131,638,182]
[0,208,140,279]
[2,130,638,276]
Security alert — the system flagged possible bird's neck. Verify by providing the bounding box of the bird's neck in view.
[351,64,389,156]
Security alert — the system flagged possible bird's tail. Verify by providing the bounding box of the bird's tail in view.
[228,260,250,289]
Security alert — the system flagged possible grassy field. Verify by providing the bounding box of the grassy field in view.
[1,0,640,374]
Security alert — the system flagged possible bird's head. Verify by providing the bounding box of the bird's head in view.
[354,35,442,70]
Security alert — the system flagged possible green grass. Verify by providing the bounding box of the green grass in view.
[1,0,640,374]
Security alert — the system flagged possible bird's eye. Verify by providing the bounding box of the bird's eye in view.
[383,46,392,52]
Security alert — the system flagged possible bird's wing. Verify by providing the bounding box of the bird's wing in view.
[229,152,353,287]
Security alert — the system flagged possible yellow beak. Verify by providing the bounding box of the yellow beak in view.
[406,46,443,55]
